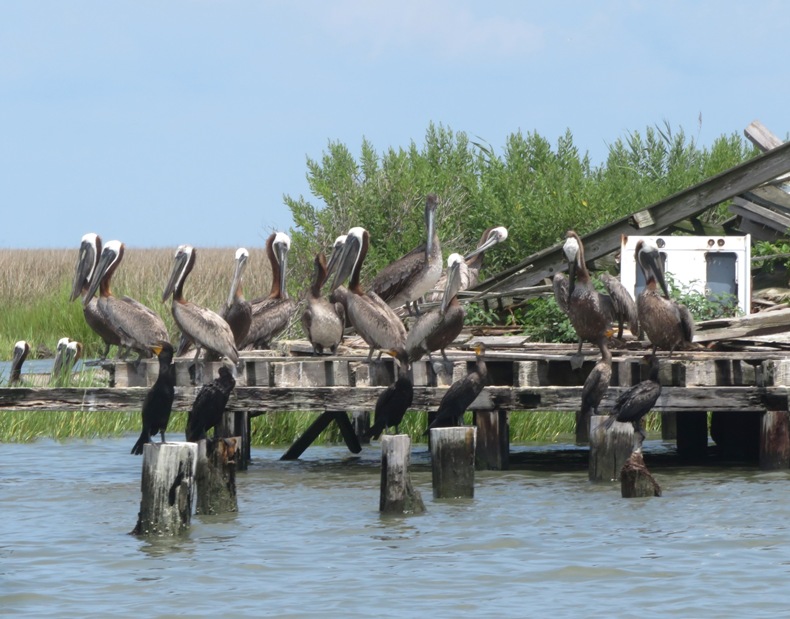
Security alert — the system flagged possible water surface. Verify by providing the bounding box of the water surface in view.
[2,438,790,618]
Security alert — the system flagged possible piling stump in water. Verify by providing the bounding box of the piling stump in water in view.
[430,426,476,499]
[589,416,634,482]
[760,410,790,470]
[132,442,197,536]
[620,451,662,497]
[379,435,425,515]
[474,410,509,470]
[195,438,239,515]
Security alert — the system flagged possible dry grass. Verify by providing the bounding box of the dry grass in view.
[0,246,275,358]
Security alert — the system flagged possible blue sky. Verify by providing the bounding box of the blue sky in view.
[1,0,788,249]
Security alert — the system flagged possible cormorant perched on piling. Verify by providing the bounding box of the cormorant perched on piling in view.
[635,239,696,355]
[185,365,236,442]
[603,354,661,448]
[581,335,613,418]
[9,340,30,386]
[365,348,413,440]
[424,343,487,434]
[131,342,176,455]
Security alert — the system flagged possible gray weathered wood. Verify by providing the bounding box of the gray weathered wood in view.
[430,426,476,499]
[759,410,790,470]
[195,438,239,515]
[379,435,425,515]
[620,451,662,498]
[1,384,787,414]
[132,442,197,536]
[695,307,790,343]
[589,416,635,482]
[474,409,509,470]
[745,119,784,152]
[472,138,790,295]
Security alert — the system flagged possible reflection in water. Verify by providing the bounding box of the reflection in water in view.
[3,439,790,618]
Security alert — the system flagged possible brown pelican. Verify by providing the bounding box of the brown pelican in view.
[406,253,467,362]
[9,340,30,385]
[301,252,345,355]
[185,364,236,443]
[163,245,239,369]
[580,343,613,434]
[563,231,638,367]
[426,226,508,303]
[604,354,661,448]
[51,337,81,382]
[69,233,123,359]
[221,247,252,348]
[370,194,443,313]
[131,342,176,455]
[84,240,170,358]
[365,348,413,440]
[241,232,297,349]
[330,227,407,361]
[425,342,487,433]
[635,239,695,355]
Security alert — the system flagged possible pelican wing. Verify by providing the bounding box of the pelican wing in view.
[552,274,569,314]
[173,301,238,364]
[600,273,639,336]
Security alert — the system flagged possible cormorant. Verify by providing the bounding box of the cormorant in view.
[581,343,613,418]
[604,354,661,447]
[131,342,176,455]
[185,365,236,442]
[365,348,413,440]
[425,343,487,434]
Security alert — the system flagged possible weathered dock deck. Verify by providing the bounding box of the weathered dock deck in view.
[3,336,790,469]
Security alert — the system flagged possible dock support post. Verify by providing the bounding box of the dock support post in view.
[280,411,362,460]
[575,409,591,445]
[430,426,476,499]
[759,410,790,470]
[620,451,662,497]
[474,409,509,470]
[132,442,197,536]
[589,416,634,482]
[352,411,371,444]
[379,435,425,515]
[219,410,249,470]
[195,438,239,515]
[677,411,709,461]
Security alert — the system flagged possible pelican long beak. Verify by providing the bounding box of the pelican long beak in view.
[163,251,189,302]
[274,242,289,299]
[639,245,670,299]
[464,228,506,261]
[331,234,361,291]
[83,246,117,308]
[441,259,463,314]
[70,241,95,302]
[226,252,248,309]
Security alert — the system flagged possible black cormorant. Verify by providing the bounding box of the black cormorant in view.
[131,342,176,455]
[185,365,236,442]
[424,342,487,433]
[365,348,413,440]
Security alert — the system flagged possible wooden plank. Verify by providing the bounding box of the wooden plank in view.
[472,139,790,294]
[1,384,785,414]
[745,119,784,152]
[694,307,790,343]
[730,197,790,232]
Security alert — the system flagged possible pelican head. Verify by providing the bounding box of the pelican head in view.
[83,240,124,307]
[226,247,249,308]
[636,239,670,298]
[441,253,465,314]
[271,232,291,299]
[70,232,101,302]
[465,226,509,261]
[331,227,366,292]
[162,245,194,302]
[324,234,348,282]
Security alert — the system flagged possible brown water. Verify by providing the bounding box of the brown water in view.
[2,438,790,618]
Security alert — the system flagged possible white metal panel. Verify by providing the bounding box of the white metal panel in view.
[619,235,751,315]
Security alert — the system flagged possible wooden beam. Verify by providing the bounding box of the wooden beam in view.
[473,139,790,294]
[694,307,790,343]
[1,384,786,414]
[745,120,784,152]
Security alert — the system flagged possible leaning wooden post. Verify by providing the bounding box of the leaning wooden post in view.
[430,426,476,499]
[195,438,239,515]
[379,435,425,515]
[620,451,662,497]
[132,442,198,536]
[759,410,790,470]
[474,409,510,470]
[589,416,634,482]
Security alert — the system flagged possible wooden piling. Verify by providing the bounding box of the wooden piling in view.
[474,409,509,470]
[379,435,425,515]
[218,409,249,471]
[589,416,634,482]
[352,411,371,444]
[575,409,591,445]
[620,451,662,497]
[195,438,239,515]
[759,410,790,470]
[429,426,476,499]
[132,442,197,536]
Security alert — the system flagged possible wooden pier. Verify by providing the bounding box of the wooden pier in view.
[3,337,790,471]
